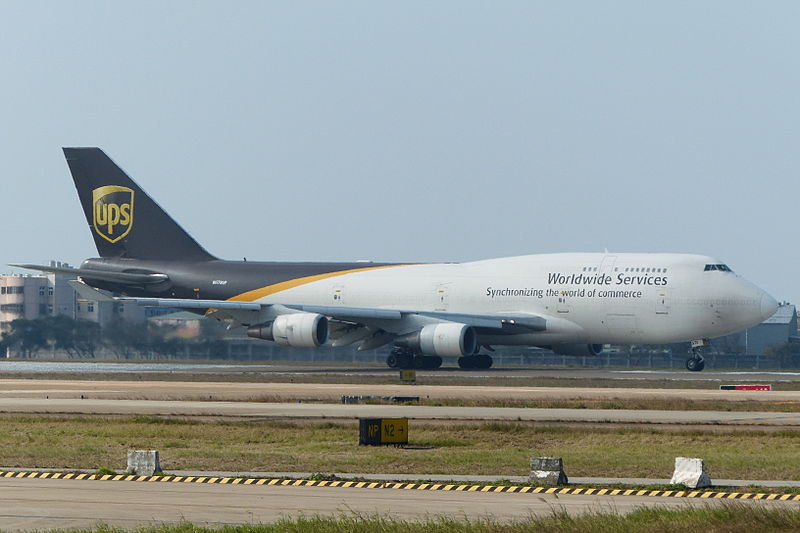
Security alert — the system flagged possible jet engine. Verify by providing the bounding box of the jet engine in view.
[247,313,328,347]
[550,343,603,356]
[399,323,477,357]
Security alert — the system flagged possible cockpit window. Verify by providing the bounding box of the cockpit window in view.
[704,264,733,272]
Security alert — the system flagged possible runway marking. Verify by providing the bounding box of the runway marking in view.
[1,470,798,501]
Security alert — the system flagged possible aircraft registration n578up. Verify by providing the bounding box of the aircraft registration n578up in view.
[15,148,778,372]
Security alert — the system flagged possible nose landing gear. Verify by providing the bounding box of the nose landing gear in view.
[686,339,710,372]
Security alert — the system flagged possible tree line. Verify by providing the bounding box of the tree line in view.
[0,315,229,358]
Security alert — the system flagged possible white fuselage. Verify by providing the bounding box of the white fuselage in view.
[252,253,777,349]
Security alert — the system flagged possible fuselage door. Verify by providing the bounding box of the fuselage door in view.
[332,285,345,305]
[434,283,450,311]
[655,289,669,315]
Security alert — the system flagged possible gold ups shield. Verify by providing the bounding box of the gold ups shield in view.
[92,185,134,243]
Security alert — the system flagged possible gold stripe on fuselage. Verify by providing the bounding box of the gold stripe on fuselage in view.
[227,264,411,303]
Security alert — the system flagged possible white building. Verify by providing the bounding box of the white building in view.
[1,261,145,329]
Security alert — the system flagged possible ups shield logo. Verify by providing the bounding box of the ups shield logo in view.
[92,186,134,243]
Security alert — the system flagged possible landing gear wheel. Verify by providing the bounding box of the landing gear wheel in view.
[457,354,493,370]
[413,355,443,370]
[686,356,705,372]
[386,347,413,369]
[458,356,475,369]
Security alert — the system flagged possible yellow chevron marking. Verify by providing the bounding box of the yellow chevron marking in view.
[184,477,195,482]
[430,484,442,490]
[171,477,183,482]
[467,485,479,492]
[545,488,558,494]
[207,477,219,483]
[493,486,505,492]
[793,495,800,501]
[64,474,75,479]
[418,484,429,490]
[480,486,492,492]
[558,488,571,494]
[610,489,621,496]
[40,473,51,479]
[456,485,468,491]
[700,492,713,498]
[100,475,111,481]
[256,479,267,485]
[766,494,778,500]
[443,485,455,490]
[231,478,243,484]
[779,494,792,501]
[229,265,410,302]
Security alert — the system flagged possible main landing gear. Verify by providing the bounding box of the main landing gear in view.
[385,347,442,370]
[686,339,710,372]
[384,347,495,370]
[457,354,493,370]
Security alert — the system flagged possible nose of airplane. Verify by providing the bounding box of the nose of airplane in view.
[760,292,779,321]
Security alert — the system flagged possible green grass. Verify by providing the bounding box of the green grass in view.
[19,505,800,533]
[2,414,800,480]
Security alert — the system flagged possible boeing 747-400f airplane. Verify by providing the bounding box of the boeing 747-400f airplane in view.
[15,148,778,371]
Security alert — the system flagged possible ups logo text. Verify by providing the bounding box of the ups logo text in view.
[92,186,135,243]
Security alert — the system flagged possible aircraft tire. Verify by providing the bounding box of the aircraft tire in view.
[457,356,474,369]
[478,354,493,369]
[424,356,443,370]
[387,348,414,369]
[686,357,705,372]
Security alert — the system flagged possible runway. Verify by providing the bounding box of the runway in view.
[0,378,794,402]
[0,397,797,426]
[0,476,786,530]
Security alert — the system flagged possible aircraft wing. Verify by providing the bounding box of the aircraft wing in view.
[61,281,547,350]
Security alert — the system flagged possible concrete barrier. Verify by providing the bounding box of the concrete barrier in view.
[127,450,162,475]
[670,457,711,488]
[529,457,569,485]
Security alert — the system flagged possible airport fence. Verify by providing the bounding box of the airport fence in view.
[6,340,799,370]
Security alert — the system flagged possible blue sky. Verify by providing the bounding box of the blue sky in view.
[1,1,797,303]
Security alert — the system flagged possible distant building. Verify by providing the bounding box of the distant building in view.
[1,261,145,330]
[712,303,797,355]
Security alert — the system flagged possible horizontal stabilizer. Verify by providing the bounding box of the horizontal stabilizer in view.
[11,264,169,285]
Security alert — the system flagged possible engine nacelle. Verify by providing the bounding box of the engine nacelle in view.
[550,343,603,356]
[400,323,477,357]
[247,313,328,347]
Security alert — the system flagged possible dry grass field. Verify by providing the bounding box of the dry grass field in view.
[1,414,798,481]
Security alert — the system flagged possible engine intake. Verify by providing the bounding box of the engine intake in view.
[247,313,328,347]
[399,323,477,357]
[550,343,603,356]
